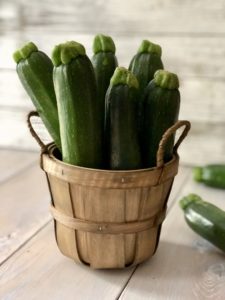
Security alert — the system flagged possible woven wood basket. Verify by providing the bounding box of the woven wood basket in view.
[27,112,190,269]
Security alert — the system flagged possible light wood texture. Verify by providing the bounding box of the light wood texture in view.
[119,171,225,300]
[0,224,135,300]
[0,149,36,183]
[0,163,50,264]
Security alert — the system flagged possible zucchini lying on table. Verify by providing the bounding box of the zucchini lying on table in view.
[52,41,103,168]
[13,42,61,150]
[142,70,180,168]
[193,165,225,189]
[105,67,142,170]
[180,194,225,253]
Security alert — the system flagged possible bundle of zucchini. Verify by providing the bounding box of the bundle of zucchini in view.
[13,35,181,170]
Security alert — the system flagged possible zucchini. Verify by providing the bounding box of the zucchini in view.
[180,194,225,253]
[52,41,103,168]
[91,34,118,127]
[105,67,142,170]
[13,42,61,150]
[129,40,164,139]
[193,165,225,189]
[142,70,180,167]
[129,40,164,93]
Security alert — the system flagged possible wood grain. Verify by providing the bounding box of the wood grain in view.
[0,149,36,183]
[1,0,225,36]
[0,163,50,264]
[44,142,182,268]
[119,170,225,300]
[0,224,134,300]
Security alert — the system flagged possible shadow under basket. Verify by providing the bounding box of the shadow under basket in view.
[27,112,191,269]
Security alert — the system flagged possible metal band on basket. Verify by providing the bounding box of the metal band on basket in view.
[50,205,166,234]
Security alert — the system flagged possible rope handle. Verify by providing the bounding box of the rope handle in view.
[27,111,47,152]
[156,120,191,168]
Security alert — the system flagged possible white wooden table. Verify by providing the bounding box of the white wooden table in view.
[1,151,225,299]
[1,1,225,299]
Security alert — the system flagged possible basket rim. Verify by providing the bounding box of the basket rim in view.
[46,143,179,174]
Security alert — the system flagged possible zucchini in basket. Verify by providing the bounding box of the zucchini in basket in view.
[13,42,61,150]
[129,39,164,93]
[92,34,118,128]
[105,67,142,170]
[142,70,180,168]
[129,40,164,138]
[52,41,103,168]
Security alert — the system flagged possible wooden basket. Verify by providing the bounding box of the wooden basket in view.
[27,112,190,269]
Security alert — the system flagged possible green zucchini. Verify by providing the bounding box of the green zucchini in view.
[129,40,164,139]
[13,42,61,150]
[91,34,118,127]
[105,67,142,170]
[142,70,180,168]
[180,194,225,253]
[193,165,225,189]
[52,41,103,168]
[129,40,164,94]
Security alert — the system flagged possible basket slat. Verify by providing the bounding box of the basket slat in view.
[48,175,81,262]
[46,151,178,268]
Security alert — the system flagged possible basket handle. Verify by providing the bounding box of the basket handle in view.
[27,111,47,152]
[156,120,191,168]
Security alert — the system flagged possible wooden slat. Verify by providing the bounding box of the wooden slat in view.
[1,0,225,38]
[0,149,36,183]
[119,169,225,299]
[0,167,188,299]
[0,163,50,264]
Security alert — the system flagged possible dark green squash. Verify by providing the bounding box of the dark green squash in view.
[52,41,103,168]
[91,34,118,128]
[105,67,142,170]
[142,70,180,167]
[180,194,225,253]
[194,165,225,189]
[13,42,61,150]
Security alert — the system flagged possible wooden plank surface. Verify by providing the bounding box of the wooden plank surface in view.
[0,163,188,299]
[119,170,225,300]
[0,162,51,264]
[1,0,225,36]
[0,224,135,300]
[0,149,36,183]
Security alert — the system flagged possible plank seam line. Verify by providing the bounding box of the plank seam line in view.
[0,218,52,267]
[115,265,138,300]
[0,160,37,186]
